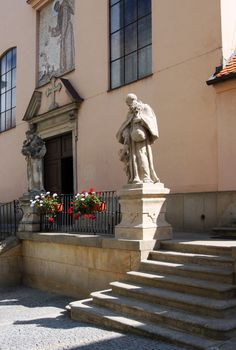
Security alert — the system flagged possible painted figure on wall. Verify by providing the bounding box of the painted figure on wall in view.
[38,0,75,85]
[116,93,159,184]
[49,0,75,72]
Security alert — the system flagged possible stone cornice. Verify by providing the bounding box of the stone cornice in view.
[17,231,156,251]
[23,77,83,122]
[32,101,80,124]
[23,91,42,121]
[26,0,51,11]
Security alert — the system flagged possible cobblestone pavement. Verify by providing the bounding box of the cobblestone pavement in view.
[0,286,185,350]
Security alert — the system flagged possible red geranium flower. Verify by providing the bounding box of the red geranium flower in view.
[68,207,73,215]
[89,188,95,194]
[84,214,96,220]
[48,217,55,223]
[73,213,80,220]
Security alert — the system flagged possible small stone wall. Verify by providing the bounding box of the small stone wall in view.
[17,232,156,298]
[0,237,22,287]
[166,190,236,232]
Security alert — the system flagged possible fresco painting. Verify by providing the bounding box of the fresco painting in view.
[38,0,75,85]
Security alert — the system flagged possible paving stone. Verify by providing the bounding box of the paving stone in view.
[0,286,185,350]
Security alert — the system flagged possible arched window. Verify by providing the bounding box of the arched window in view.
[0,48,16,132]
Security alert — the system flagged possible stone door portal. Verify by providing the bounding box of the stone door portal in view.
[44,133,73,194]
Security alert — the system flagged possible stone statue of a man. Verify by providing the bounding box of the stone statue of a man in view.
[116,93,159,184]
[21,124,46,194]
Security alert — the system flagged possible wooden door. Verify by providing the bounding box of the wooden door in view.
[44,133,73,194]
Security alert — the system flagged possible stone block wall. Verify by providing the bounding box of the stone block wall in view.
[0,238,22,287]
[166,191,236,232]
[18,232,156,298]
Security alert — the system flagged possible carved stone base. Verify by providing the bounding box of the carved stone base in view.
[115,183,173,240]
[18,193,40,232]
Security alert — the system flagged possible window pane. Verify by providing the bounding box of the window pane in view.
[11,107,16,127]
[111,30,124,60]
[111,58,124,88]
[124,0,137,25]
[6,91,11,110]
[125,23,137,54]
[111,2,123,33]
[6,71,12,91]
[12,88,16,107]
[125,52,137,83]
[12,48,16,69]
[138,45,152,78]
[6,51,12,72]
[138,0,151,17]
[1,75,7,94]
[110,0,119,5]
[6,110,11,129]
[1,93,6,112]
[1,55,6,75]
[0,112,5,131]
[12,68,16,88]
[138,15,151,48]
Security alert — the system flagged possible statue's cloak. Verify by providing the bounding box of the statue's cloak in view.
[116,103,159,144]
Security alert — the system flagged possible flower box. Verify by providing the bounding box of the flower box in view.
[68,189,106,220]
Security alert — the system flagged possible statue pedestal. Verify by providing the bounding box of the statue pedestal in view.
[115,183,172,241]
[18,193,40,232]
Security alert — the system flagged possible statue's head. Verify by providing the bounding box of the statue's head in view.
[126,93,137,107]
[29,123,37,133]
[54,1,60,12]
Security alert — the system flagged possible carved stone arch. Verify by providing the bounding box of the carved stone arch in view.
[23,76,83,194]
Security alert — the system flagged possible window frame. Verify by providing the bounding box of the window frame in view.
[109,0,152,90]
[0,47,16,133]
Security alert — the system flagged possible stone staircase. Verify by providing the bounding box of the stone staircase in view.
[68,240,236,349]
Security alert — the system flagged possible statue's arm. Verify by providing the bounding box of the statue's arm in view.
[116,114,132,143]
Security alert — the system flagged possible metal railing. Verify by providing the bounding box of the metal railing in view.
[0,200,21,241]
[40,191,121,235]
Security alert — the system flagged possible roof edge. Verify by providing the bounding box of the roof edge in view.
[207,72,236,86]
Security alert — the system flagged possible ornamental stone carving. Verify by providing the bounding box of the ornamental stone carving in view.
[116,93,159,184]
[21,124,46,194]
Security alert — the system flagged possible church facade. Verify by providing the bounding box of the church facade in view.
[1,0,235,231]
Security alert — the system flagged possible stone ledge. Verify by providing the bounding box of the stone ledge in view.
[17,232,157,251]
[0,236,21,255]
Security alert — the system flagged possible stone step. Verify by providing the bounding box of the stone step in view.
[91,290,236,340]
[213,227,236,237]
[126,270,236,299]
[149,250,234,268]
[110,281,236,318]
[69,298,231,350]
[140,260,234,283]
[213,227,236,231]
[160,240,232,256]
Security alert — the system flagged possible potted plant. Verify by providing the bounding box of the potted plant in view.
[68,188,106,220]
[30,192,63,222]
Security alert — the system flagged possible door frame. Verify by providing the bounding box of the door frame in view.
[34,104,79,194]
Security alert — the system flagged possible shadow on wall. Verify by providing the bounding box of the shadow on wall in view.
[165,191,236,233]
